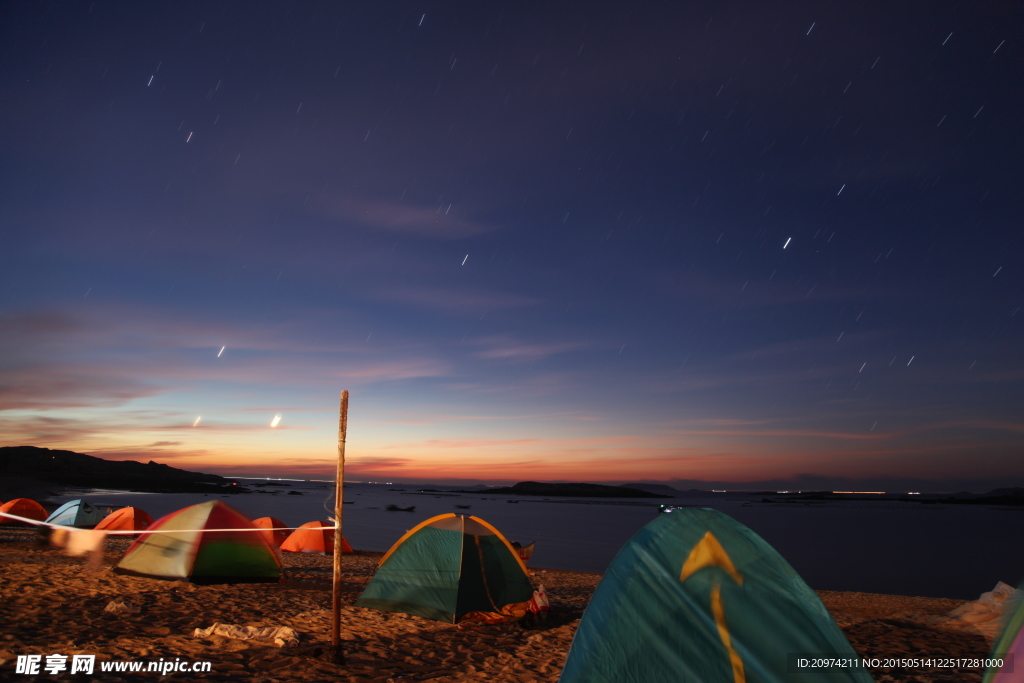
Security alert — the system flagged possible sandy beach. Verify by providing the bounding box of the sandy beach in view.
[0,528,994,683]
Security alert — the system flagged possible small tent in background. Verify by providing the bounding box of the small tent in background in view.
[94,507,154,534]
[560,507,873,683]
[280,520,352,554]
[45,500,104,528]
[0,498,49,526]
[984,583,1024,683]
[252,517,290,548]
[113,501,280,584]
[355,513,534,624]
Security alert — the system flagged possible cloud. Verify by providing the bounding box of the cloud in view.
[390,438,541,450]
[667,417,1024,442]
[309,196,497,239]
[0,415,106,443]
[0,311,81,338]
[146,441,182,447]
[668,426,895,440]
[365,410,601,426]
[346,456,417,471]
[326,358,451,383]
[373,286,540,314]
[85,446,214,463]
[0,364,160,411]
[0,304,454,417]
[472,336,584,362]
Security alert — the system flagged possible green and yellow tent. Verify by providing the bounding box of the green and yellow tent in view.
[355,513,533,624]
[113,501,280,584]
[560,507,872,683]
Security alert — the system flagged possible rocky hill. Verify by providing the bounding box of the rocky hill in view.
[0,446,243,495]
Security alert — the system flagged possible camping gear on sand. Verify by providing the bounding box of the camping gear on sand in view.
[529,585,550,616]
[94,506,155,534]
[45,499,104,528]
[512,540,536,563]
[984,582,1024,683]
[948,581,1023,639]
[279,520,353,554]
[252,517,291,548]
[0,498,48,525]
[113,500,280,584]
[560,507,873,683]
[192,623,299,648]
[355,513,533,624]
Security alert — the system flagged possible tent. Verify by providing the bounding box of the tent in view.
[45,499,104,528]
[0,498,49,526]
[355,513,534,624]
[113,501,280,584]
[560,507,873,683]
[279,520,353,554]
[252,517,291,548]
[984,583,1024,683]
[94,507,155,534]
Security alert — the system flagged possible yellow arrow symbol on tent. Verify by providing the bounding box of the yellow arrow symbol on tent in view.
[680,531,745,683]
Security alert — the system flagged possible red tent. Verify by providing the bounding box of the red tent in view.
[252,517,290,548]
[0,498,49,526]
[94,507,155,535]
[280,520,353,554]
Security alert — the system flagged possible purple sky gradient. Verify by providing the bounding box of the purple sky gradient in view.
[1,0,1022,490]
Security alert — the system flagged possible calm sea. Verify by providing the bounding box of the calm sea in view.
[54,482,1024,600]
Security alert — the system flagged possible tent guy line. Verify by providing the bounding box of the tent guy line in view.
[0,511,305,536]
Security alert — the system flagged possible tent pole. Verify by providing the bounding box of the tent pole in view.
[330,389,349,664]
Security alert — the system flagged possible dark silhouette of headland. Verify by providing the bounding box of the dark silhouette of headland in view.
[0,445,243,497]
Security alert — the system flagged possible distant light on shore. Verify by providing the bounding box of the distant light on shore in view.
[270,414,282,428]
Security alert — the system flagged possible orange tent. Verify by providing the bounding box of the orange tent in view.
[0,498,48,526]
[94,507,155,534]
[252,517,290,548]
[280,521,353,554]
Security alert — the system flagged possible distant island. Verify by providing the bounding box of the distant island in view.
[0,446,244,496]
[620,483,679,494]
[469,481,671,499]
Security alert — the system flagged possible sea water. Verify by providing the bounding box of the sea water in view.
[53,483,1024,599]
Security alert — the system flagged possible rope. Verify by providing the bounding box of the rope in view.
[0,511,312,535]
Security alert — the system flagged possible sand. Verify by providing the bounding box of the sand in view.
[0,528,994,683]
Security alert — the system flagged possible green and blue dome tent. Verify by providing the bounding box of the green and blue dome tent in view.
[355,513,534,624]
[45,499,104,528]
[113,500,280,584]
[560,507,873,683]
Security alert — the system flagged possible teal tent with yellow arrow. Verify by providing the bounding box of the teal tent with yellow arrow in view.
[560,507,872,683]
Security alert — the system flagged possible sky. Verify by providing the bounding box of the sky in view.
[2,1,1022,490]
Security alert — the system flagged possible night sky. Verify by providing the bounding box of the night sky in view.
[2,1,1022,489]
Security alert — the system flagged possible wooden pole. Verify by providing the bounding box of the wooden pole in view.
[330,389,349,664]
